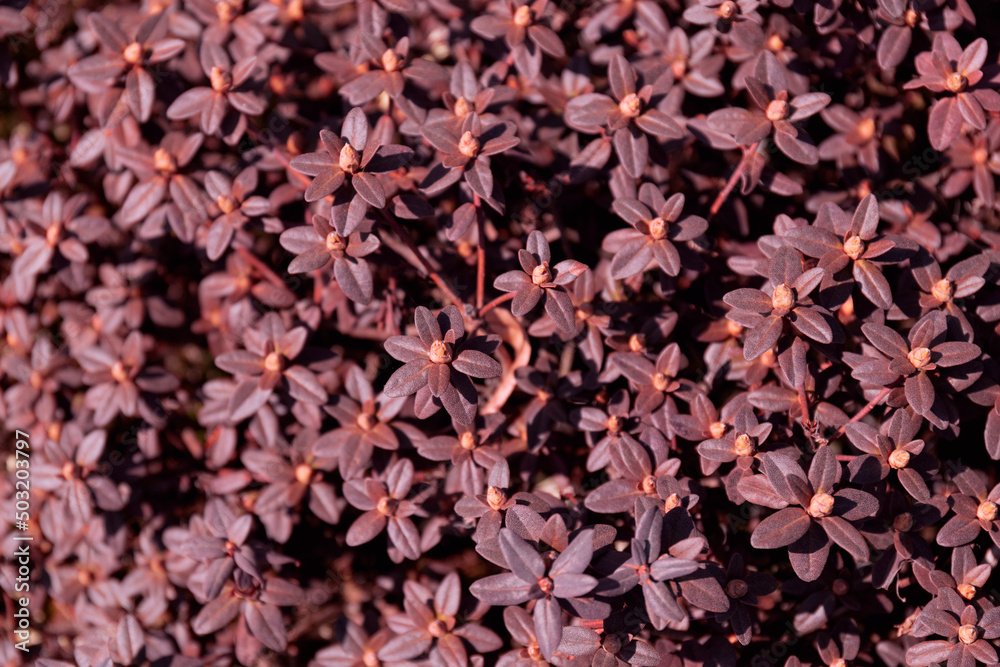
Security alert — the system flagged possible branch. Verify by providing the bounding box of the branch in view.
[479,292,514,317]
[833,387,892,439]
[708,141,759,220]
[474,195,486,311]
[377,209,469,318]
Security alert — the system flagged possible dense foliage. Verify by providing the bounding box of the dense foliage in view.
[2,0,1000,666]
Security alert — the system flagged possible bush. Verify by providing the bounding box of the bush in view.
[3,1,1000,666]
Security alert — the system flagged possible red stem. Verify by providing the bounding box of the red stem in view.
[377,209,468,317]
[833,387,892,439]
[479,292,515,317]
[234,245,287,288]
[708,142,759,220]
[474,195,486,311]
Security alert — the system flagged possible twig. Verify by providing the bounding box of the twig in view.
[377,209,468,317]
[234,245,287,288]
[482,308,531,415]
[313,269,323,304]
[833,387,892,439]
[708,142,759,220]
[796,386,811,425]
[474,195,486,311]
[479,292,514,317]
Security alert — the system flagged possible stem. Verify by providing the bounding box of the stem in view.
[708,142,759,220]
[234,245,287,288]
[833,387,892,439]
[796,386,811,425]
[313,269,323,304]
[474,195,486,311]
[378,209,467,315]
[479,292,514,317]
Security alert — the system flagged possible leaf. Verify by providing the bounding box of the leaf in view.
[737,474,789,509]
[784,227,841,258]
[284,366,327,404]
[808,445,841,492]
[650,557,701,580]
[913,609,960,638]
[743,315,784,360]
[352,172,386,208]
[933,342,981,367]
[877,26,912,69]
[341,107,370,148]
[853,260,893,309]
[383,360,430,398]
[788,522,832,582]
[436,633,469,667]
[651,240,682,276]
[387,517,422,560]
[643,580,686,629]
[987,407,1000,460]
[244,601,287,652]
[436,572,462,618]
[229,380,272,422]
[833,488,880,521]
[346,510,387,546]
[464,159,494,200]
[89,14,129,52]
[584,479,638,514]
[569,137,613,180]
[905,641,956,667]
[191,592,242,635]
[750,507,812,548]
[927,98,963,151]
[773,125,819,165]
[379,631,435,661]
[850,194,880,238]
[499,529,546,581]
[564,94,618,134]
[470,572,537,606]
[534,596,564,662]
[611,237,654,279]
[608,54,636,100]
[116,615,144,664]
[552,573,598,598]
[790,307,833,344]
[383,340,434,370]
[904,373,936,419]
[551,529,594,576]
[613,126,649,179]
[789,93,831,121]
[120,178,167,226]
[452,349,502,379]
[678,573,730,613]
[843,422,880,455]
[544,289,577,334]
[862,323,908,357]
[636,109,684,140]
[936,515,981,548]
[557,627,603,659]
[305,169,346,202]
[820,516,869,562]
[335,256,375,304]
[126,67,156,123]
[725,288,774,313]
